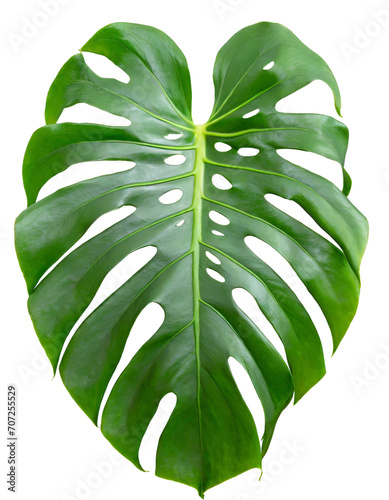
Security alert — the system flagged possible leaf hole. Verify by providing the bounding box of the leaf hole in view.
[83,52,130,83]
[275,80,339,118]
[36,206,137,286]
[232,288,287,363]
[212,230,225,236]
[37,160,136,201]
[263,61,275,70]
[97,301,165,426]
[228,357,265,440]
[206,268,225,282]
[277,149,343,190]
[244,235,332,358]
[158,189,183,205]
[164,133,183,140]
[238,147,259,157]
[57,247,158,381]
[176,220,185,227]
[243,109,260,119]
[138,393,177,472]
[164,154,186,166]
[209,210,230,226]
[205,251,221,265]
[212,174,232,190]
[265,194,342,250]
[83,248,158,326]
[214,142,232,152]
[57,103,131,127]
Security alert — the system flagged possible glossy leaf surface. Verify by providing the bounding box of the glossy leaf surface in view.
[15,22,368,496]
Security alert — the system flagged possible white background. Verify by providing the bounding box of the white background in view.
[1,0,388,499]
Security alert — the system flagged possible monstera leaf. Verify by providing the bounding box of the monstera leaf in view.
[15,22,368,496]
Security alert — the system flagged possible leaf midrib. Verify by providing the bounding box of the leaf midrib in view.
[191,124,206,496]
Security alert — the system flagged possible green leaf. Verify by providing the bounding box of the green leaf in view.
[15,21,368,496]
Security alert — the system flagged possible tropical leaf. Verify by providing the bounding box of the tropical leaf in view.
[15,22,368,496]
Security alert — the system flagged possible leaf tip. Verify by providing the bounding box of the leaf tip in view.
[334,96,342,117]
